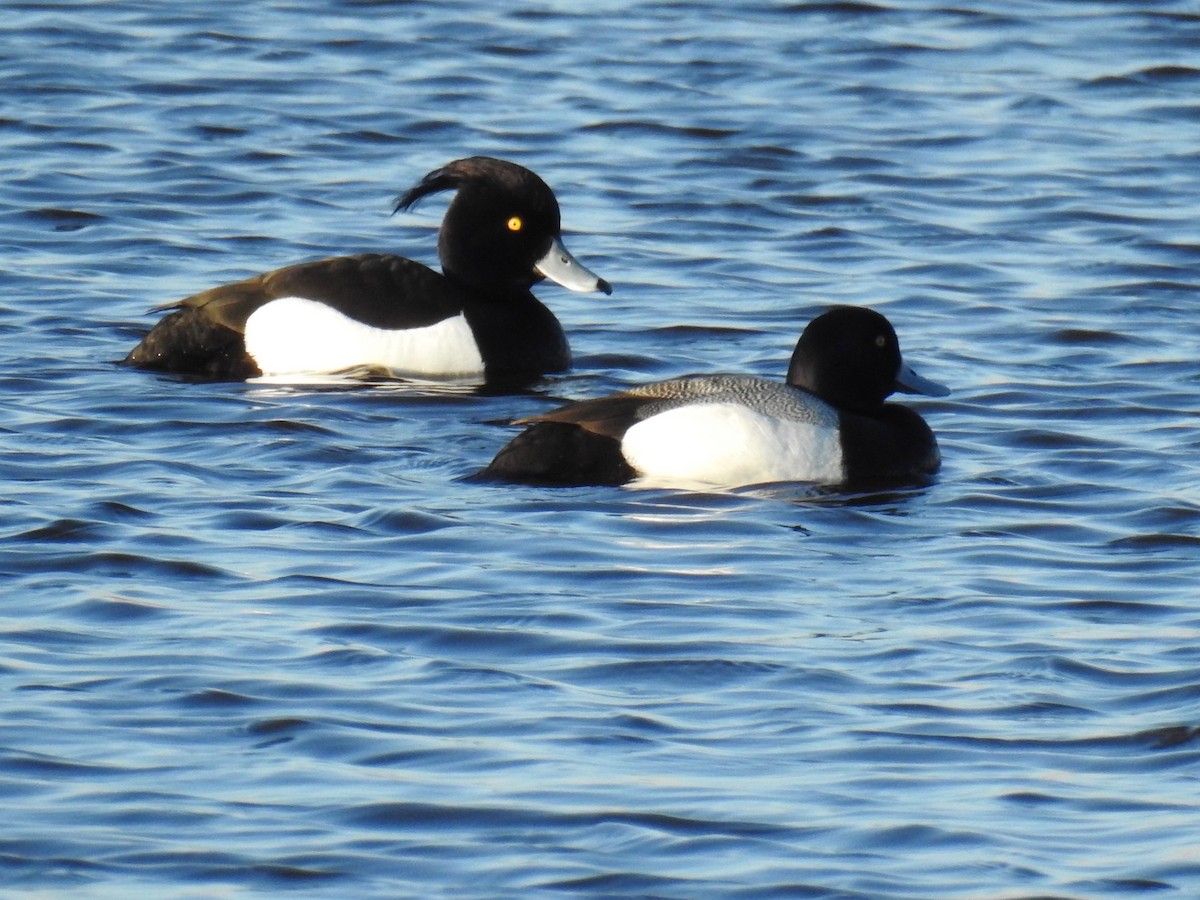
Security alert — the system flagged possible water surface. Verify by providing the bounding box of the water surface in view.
[3,1,1200,897]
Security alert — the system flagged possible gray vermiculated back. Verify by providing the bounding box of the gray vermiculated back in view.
[628,375,838,426]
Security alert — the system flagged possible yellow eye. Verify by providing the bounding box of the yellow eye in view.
[507,216,523,232]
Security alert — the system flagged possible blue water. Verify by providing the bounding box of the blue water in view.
[4,1,1200,896]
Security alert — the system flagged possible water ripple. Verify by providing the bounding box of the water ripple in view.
[2,0,1200,897]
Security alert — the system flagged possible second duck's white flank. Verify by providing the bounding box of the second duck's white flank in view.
[621,402,844,488]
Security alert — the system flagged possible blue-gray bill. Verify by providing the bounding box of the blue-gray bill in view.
[895,360,949,397]
[534,237,612,295]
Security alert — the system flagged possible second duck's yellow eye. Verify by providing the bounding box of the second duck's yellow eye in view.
[507,216,523,232]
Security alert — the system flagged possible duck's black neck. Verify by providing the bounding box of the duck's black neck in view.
[838,404,939,482]
[461,291,569,380]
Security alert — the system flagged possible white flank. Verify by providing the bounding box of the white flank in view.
[621,402,844,489]
[243,297,485,377]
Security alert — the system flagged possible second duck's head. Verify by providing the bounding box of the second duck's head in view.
[786,306,949,414]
